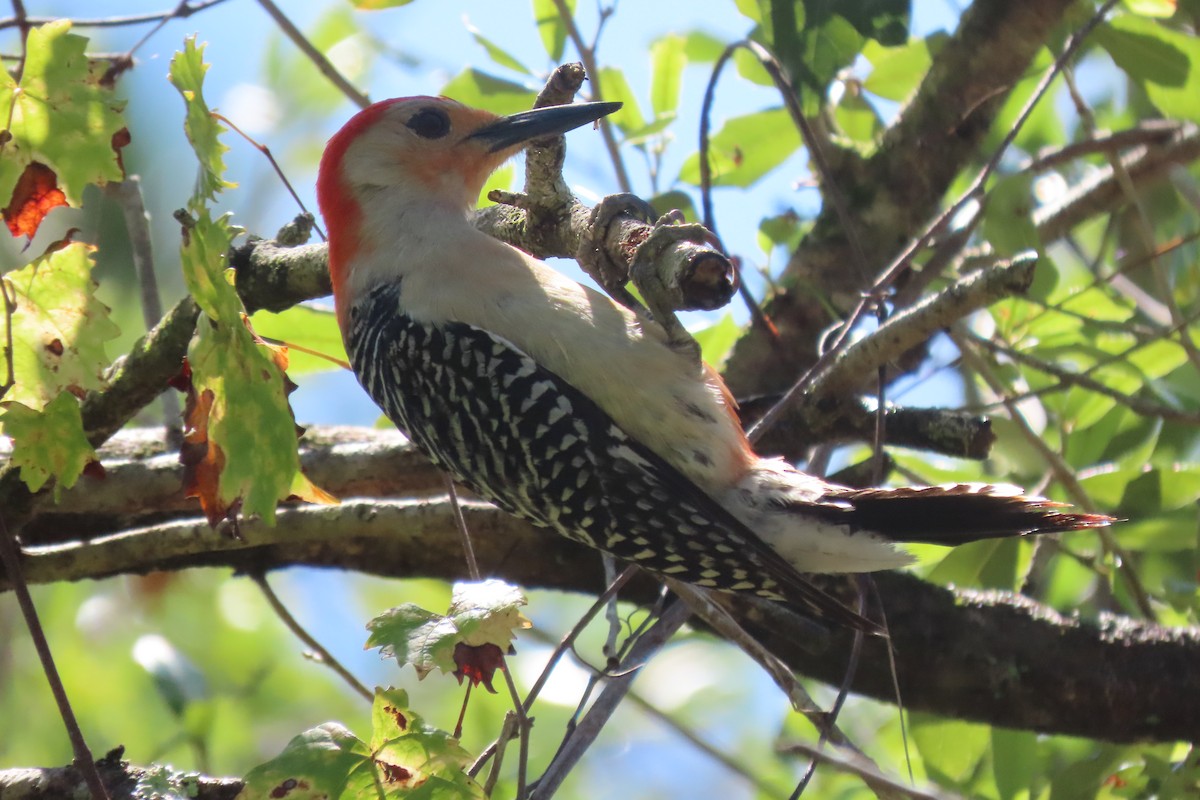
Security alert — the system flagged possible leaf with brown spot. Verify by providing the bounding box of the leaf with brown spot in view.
[0,242,119,412]
[3,162,67,239]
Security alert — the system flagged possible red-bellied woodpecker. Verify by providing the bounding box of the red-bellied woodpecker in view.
[316,96,1110,631]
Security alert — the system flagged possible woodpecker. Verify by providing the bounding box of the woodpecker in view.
[317,96,1110,631]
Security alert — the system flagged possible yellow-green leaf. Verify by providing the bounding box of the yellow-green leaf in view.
[0,21,127,214]
[249,306,348,376]
[2,392,97,497]
[182,211,333,525]
[679,108,801,187]
[533,0,576,62]
[650,34,686,117]
[441,68,537,117]
[1,242,120,410]
[169,36,234,206]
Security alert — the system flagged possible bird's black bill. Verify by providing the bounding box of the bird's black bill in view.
[468,101,622,152]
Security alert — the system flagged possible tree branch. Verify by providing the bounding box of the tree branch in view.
[722,0,1078,396]
[8,490,1197,743]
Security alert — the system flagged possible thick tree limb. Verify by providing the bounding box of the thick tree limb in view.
[7,493,1197,744]
[0,750,242,800]
[722,0,1077,396]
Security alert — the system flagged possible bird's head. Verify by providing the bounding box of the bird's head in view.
[317,95,619,319]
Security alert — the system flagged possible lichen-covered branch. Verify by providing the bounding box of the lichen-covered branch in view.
[6,498,1196,743]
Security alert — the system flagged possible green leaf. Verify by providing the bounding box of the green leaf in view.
[650,34,686,117]
[1122,0,1178,16]
[733,0,765,24]
[182,211,333,524]
[682,30,728,63]
[249,306,348,376]
[467,22,532,76]
[758,210,806,254]
[833,88,882,148]
[649,190,698,223]
[679,108,801,187]
[862,35,940,101]
[596,67,646,135]
[240,723,366,800]
[911,714,990,786]
[691,313,741,367]
[992,728,1038,800]
[0,20,127,210]
[982,173,1039,257]
[366,579,530,686]
[169,36,235,206]
[0,243,119,411]
[1,392,96,497]
[803,13,863,90]
[367,688,486,799]
[440,68,537,117]
[533,0,576,62]
[1095,15,1200,123]
[837,0,910,47]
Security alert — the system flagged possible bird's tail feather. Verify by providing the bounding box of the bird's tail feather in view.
[821,483,1113,545]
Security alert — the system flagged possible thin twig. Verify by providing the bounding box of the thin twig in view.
[0,0,228,30]
[791,582,868,798]
[0,514,110,800]
[105,180,182,445]
[747,0,1120,444]
[251,573,372,702]
[548,0,630,192]
[532,598,691,799]
[500,664,531,799]
[780,741,958,800]
[443,476,481,581]
[254,0,370,110]
[468,565,641,779]
[210,113,328,242]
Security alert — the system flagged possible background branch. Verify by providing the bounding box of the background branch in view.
[8,484,1197,744]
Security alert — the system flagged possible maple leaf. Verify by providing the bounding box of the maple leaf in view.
[366,580,531,694]
[3,162,67,239]
[0,21,127,217]
[2,392,99,498]
[176,211,335,526]
[0,242,119,411]
[239,689,485,800]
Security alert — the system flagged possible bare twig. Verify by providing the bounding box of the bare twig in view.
[0,514,109,800]
[104,180,182,444]
[780,741,960,800]
[210,113,327,241]
[254,0,370,110]
[251,573,372,702]
[532,598,691,799]
[0,0,228,30]
[444,476,481,581]
[548,0,630,192]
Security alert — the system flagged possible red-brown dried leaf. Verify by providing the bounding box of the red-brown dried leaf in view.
[4,162,69,239]
[179,385,229,526]
[452,642,504,694]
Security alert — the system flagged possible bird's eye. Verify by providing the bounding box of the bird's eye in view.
[406,108,451,139]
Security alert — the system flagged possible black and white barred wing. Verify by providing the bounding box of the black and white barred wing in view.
[347,286,873,631]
